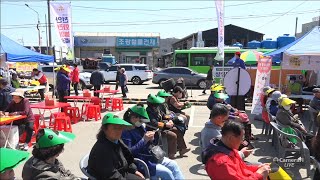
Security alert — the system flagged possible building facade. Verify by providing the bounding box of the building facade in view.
[296,16,320,38]
[74,32,160,68]
[172,24,264,50]
[158,38,179,67]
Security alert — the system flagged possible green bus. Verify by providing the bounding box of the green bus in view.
[173,47,276,73]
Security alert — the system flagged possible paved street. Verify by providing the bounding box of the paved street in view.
[13,81,312,179]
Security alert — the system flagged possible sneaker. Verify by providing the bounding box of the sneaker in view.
[179,148,190,156]
[202,91,206,94]
[22,143,29,151]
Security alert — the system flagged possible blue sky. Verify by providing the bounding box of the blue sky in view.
[1,1,320,47]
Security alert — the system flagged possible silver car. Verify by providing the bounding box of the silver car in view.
[152,67,207,88]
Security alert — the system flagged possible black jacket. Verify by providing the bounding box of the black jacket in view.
[22,157,78,180]
[206,68,213,80]
[88,135,137,180]
[90,70,104,86]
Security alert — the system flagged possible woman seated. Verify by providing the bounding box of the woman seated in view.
[146,94,190,159]
[157,90,189,131]
[167,86,190,121]
[268,91,282,116]
[88,113,145,180]
[22,128,79,180]
[122,104,184,180]
[1,90,35,151]
[311,118,320,180]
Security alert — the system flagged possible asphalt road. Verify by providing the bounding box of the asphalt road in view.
[12,82,312,179]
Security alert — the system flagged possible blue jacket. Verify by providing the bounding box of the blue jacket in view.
[269,100,279,116]
[0,85,15,111]
[56,71,71,91]
[233,58,246,69]
[122,126,159,176]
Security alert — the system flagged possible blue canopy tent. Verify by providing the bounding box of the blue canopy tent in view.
[264,26,320,87]
[0,34,54,63]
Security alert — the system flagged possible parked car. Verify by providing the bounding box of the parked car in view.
[152,67,207,88]
[100,64,152,85]
[39,65,92,90]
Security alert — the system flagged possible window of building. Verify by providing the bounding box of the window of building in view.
[175,53,188,67]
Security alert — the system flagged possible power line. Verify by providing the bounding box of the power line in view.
[255,0,308,30]
[1,1,271,11]
[2,8,318,29]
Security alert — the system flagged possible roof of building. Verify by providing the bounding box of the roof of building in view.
[74,32,160,37]
[172,24,264,45]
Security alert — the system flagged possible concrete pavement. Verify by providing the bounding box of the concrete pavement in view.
[13,82,314,179]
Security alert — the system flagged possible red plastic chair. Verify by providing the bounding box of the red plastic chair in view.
[112,98,124,111]
[104,97,112,110]
[91,97,102,107]
[33,114,45,134]
[64,107,81,124]
[53,113,72,132]
[85,105,101,121]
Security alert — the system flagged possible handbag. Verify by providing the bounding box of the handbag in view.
[149,145,165,163]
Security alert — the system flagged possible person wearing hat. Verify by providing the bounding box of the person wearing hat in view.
[276,97,308,135]
[0,78,15,111]
[260,86,272,123]
[157,90,189,130]
[268,91,282,116]
[146,94,190,160]
[1,89,35,151]
[32,68,48,101]
[207,84,225,110]
[88,113,145,179]
[310,88,320,122]
[22,128,79,179]
[0,148,29,179]
[122,103,184,180]
[167,86,190,119]
[56,65,71,103]
[233,52,246,69]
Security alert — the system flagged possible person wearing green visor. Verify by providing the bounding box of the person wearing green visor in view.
[22,128,80,180]
[88,113,145,180]
[122,103,184,180]
[157,90,189,130]
[0,148,29,180]
[146,94,190,160]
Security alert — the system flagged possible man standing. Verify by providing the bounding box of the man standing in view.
[233,52,246,69]
[90,67,104,97]
[0,79,15,111]
[203,120,270,180]
[119,68,128,98]
[71,64,80,96]
[202,65,214,94]
[56,65,71,103]
[115,66,121,90]
[32,68,48,101]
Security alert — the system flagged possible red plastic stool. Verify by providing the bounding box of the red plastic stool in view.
[112,98,124,111]
[81,103,93,117]
[49,112,65,128]
[85,105,101,121]
[64,107,81,124]
[53,113,72,132]
[104,97,112,110]
[34,114,45,134]
[91,97,102,108]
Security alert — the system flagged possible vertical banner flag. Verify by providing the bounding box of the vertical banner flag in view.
[214,0,224,61]
[50,2,74,60]
[251,56,272,115]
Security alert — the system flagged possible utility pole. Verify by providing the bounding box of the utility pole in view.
[45,14,49,55]
[25,4,41,53]
[47,0,53,55]
[295,17,298,37]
